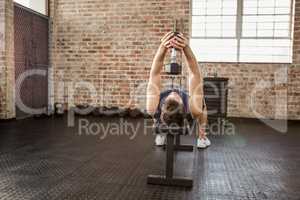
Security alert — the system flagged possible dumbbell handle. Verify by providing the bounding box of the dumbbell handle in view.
[170,48,177,63]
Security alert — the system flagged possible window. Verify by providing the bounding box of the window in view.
[191,0,294,63]
[14,0,48,15]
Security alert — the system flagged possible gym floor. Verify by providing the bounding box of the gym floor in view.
[0,116,299,200]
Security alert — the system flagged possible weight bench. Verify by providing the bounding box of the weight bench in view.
[147,126,194,188]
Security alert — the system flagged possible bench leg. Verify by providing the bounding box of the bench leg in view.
[174,134,194,151]
[162,134,193,151]
[147,175,193,187]
[147,134,193,188]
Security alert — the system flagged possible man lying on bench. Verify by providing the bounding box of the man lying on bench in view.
[146,31,210,149]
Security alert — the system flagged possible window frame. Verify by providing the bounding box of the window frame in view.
[191,0,295,63]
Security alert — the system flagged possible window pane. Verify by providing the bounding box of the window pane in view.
[275,15,290,22]
[244,0,258,8]
[243,22,257,37]
[192,0,207,16]
[222,8,237,15]
[257,29,273,37]
[14,0,47,15]
[192,29,206,37]
[193,0,206,9]
[275,22,289,30]
[257,22,273,30]
[207,8,222,15]
[206,27,222,37]
[193,8,206,15]
[193,16,206,23]
[257,22,274,37]
[244,7,258,15]
[240,39,292,63]
[258,0,275,8]
[190,39,238,62]
[274,30,290,37]
[223,0,237,8]
[222,23,236,37]
[276,0,291,7]
[192,16,206,37]
[259,15,289,23]
[258,7,275,15]
[275,7,291,14]
[207,0,222,9]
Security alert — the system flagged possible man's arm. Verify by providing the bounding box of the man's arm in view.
[183,45,204,116]
[184,45,207,127]
[146,32,174,115]
[170,33,207,137]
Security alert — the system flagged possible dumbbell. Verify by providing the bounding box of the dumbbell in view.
[165,32,182,75]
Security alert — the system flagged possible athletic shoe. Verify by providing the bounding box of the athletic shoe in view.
[155,135,165,146]
[197,138,207,149]
[204,137,211,146]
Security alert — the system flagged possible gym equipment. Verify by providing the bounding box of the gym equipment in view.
[93,106,144,118]
[164,20,183,75]
[54,103,64,115]
[204,77,229,134]
[128,108,143,118]
[98,106,121,117]
[118,108,129,117]
[143,111,152,119]
[92,107,102,116]
[74,104,94,116]
[147,125,194,188]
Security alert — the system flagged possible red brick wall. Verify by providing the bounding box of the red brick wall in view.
[290,0,300,119]
[47,0,300,120]
[48,0,190,110]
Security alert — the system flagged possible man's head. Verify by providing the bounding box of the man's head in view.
[161,92,185,126]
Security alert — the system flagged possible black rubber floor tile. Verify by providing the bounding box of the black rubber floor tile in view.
[114,184,190,200]
[65,183,123,200]
[0,116,299,200]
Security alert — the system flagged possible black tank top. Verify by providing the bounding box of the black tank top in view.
[154,89,189,122]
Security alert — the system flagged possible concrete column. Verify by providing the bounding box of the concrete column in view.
[0,0,15,119]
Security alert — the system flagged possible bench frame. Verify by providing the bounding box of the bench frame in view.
[147,127,194,188]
